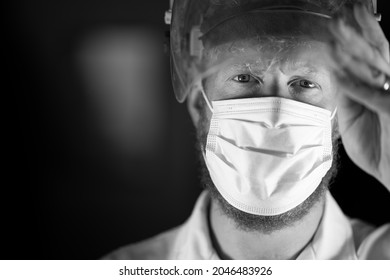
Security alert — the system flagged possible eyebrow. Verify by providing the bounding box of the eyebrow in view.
[282,60,324,76]
[215,55,328,81]
[218,61,269,80]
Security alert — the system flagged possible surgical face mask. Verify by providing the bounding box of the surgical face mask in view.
[201,91,336,216]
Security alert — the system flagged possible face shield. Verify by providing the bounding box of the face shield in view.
[169,0,375,103]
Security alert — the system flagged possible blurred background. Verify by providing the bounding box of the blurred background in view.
[5,0,390,259]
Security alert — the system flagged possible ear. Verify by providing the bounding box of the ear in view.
[186,89,203,127]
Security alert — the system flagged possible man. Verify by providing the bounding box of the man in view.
[104,0,390,259]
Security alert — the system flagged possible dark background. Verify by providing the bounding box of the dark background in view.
[5,0,390,259]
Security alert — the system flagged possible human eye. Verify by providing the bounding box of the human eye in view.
[288,78,320,95]
[232,74,260,84]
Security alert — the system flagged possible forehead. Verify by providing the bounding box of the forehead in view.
[202,39,331,76]
[199,8,332,70]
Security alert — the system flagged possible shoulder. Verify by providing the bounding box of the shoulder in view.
[350,219,390,260]
[102,226,182,260]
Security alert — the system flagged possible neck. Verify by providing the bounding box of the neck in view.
[209,198,325,260]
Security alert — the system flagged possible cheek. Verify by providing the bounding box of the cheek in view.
[301,75,337,112]
[322,80,338,112]
[203,70,237,102]
[294,91,326,108]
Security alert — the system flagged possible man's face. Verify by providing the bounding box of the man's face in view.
[195,37,340,233]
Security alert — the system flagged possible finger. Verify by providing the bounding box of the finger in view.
[331,43,387,88]
[329,19,390,77]
[334,70,390,115]
[353,3,390,63]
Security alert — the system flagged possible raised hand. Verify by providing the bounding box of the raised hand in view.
[328,4,390,189]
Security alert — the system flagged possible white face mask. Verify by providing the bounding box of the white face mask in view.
[201,91,336,216]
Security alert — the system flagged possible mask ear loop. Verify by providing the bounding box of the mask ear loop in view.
[200,87,214,113]
[330,107,337,120]
[199,86,214,158]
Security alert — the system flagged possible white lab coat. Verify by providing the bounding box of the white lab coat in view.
[104,191,390,259]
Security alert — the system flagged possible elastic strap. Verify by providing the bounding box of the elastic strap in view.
[201,88,214,113]
[330,107,337,120]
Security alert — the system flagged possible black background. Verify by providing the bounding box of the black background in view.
[5,0,390,259]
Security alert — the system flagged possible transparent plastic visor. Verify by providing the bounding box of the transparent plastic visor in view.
[172,10,337,103]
